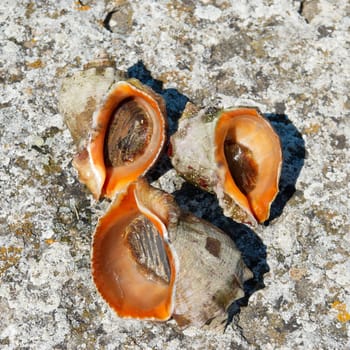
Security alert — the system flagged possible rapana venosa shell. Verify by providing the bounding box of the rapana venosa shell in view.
[170,103,282,226]
[92,177,252,329]
[59,56,167,199]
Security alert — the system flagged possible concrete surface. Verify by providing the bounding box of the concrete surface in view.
[0,0,349,349]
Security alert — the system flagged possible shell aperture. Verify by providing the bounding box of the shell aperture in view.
[104,97,154,168]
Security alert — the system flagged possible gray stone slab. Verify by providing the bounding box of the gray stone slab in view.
[0,0,349,349]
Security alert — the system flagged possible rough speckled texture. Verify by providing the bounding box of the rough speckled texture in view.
[0,0,349,349]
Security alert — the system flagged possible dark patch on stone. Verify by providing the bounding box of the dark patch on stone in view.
[275,102,286,115]
[215,70,249,96]
[284,315,301,332]
[205,237,221,258]
[253,70,270,93]
[330,134,347,149]
[0,102,11,109]
[31,144,50,155]
[317,25,334,38]
[209,33,252,65]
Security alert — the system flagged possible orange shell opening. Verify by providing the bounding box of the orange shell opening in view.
[92,182,176,320]
[215,108,282,223]
[88,81,166,199]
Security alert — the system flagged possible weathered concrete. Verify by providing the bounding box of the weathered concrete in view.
[0,0,349,349]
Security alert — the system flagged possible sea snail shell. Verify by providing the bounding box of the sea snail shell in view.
[92,177,253,329]
[170,103,282,226]
[59,57,167,199]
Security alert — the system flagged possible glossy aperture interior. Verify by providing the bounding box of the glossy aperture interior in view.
[92,182,176,320]
[215,108,282,223]
[89,81,166,198]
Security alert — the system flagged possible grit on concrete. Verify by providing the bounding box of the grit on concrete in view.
[0,1,349,349]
